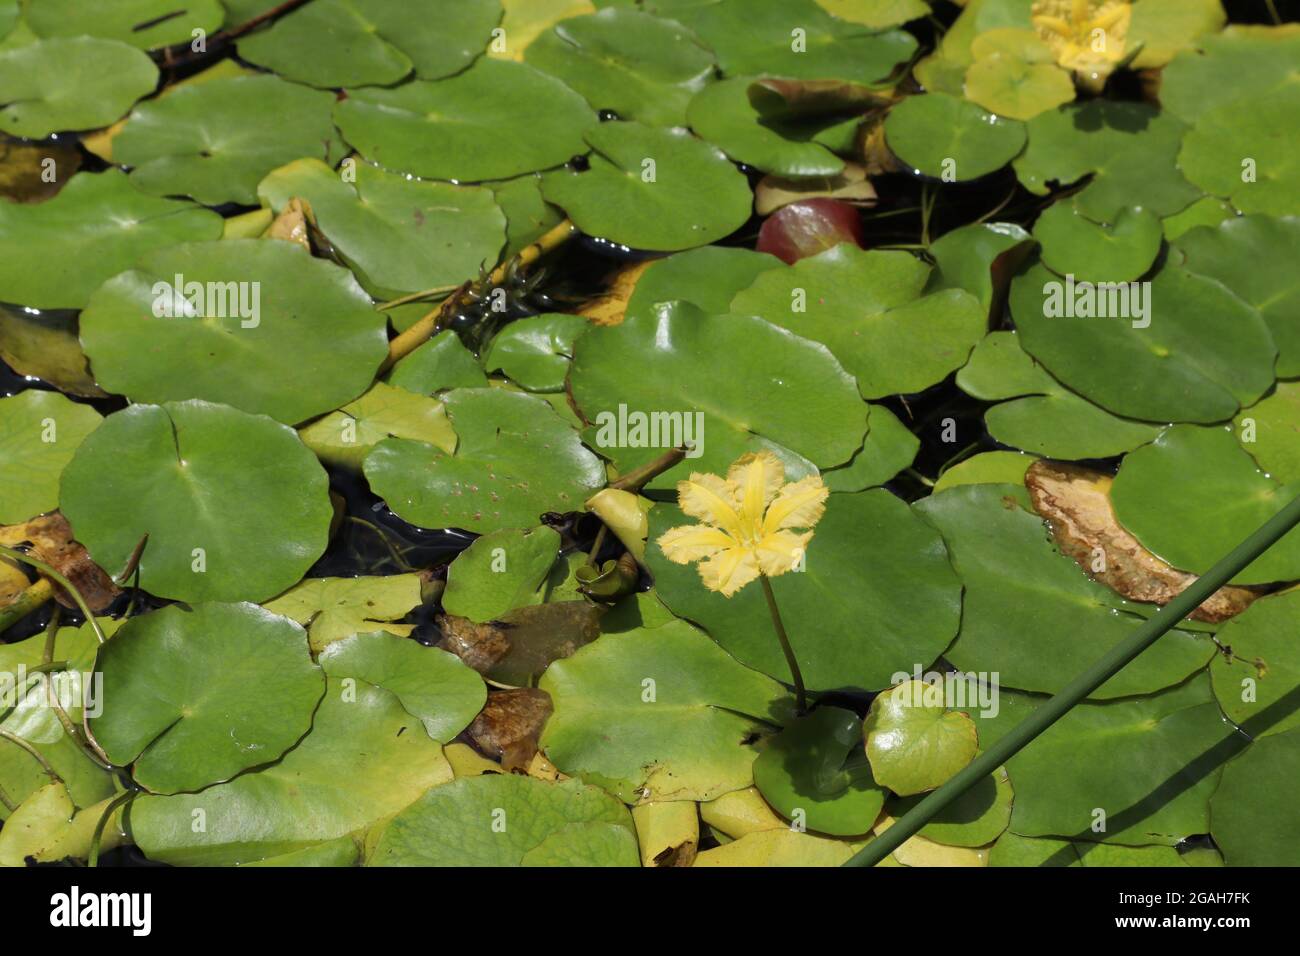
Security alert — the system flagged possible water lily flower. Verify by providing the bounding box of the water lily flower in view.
[657,451,828,597]
[1032,0,1131,91]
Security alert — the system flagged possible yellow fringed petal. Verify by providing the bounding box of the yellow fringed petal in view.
[755,530,813,577]
[698,546,760,597]
[761,475,829,536]
[676,473,743,535]
[657,524,737,564]
[727,451,785,534]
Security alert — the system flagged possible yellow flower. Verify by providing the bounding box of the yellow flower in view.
[1032,0,1130,89]
[656,451,828,598]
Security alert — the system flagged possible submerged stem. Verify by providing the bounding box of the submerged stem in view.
[759,574,807,715]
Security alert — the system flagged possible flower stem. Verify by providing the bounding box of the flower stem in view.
[759,574,806,714]
[609,446,688,491]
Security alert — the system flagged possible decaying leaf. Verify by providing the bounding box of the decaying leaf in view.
[632,800,699,867]
[1025,459,1258,623]
[578,260,654,327]
[263,196,313,249]
[0,513,120,612]
[755,163,878,216]
[436,612,512,674]
[467,687,554,771]
[488,601,603,686]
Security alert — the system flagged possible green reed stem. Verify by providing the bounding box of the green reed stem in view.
[846,491,1300,867]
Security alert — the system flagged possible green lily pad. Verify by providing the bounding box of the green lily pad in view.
[60,401,333,603]
[1160,26,1300,123]
[963,43,1074,121]
[90,602,324,794]
[364,387,605,533]
[885,93,1027,181]
[915,484,1216,698]
[299,382,456,471]
[956,331,1160,459]
[483,313,589,392]
[258,158,506,300]
[685,76,846,179]
[822,404,919,492]
[0,306,103,400]
[0,390,102,524]
[1179,83,1300,218]
[79,239,388,425]
[263,573,425,654]
[0,37,158,139]
[1161,196,1236,241]
[752,706,885,836]
[334,58,595,182]
[1126,0,1225,69]
[1033,202,1163,284]
[672,0,917,86]
[1009,260,1276,424]
[1110,425,1300,585]
[387,331,489,395]
[863,680,978,796]
[114,74,345,206]
[490,173,565,259]
[1235,382,1300,484]
[729,244,986,399]
[525,8,714,127]
[26,0,225,49]
[693,827,861,866]
[0,783,126,867]
[1211,591,1300,740]
[989,832,1197,867]
[370,774,637,866]
[1210,727,1300,866]
[539,620,793,802]
[891,764,1012,847]
[442,526,561,622]
[997,676,1244,847]
[243,836,360,868]
[933,451,1034,493]
[540,121,752,251]
[0,169,223,311]
[236,0,502,88]
[130,676,453,865]
[1175,215,1300,378]
[317,631,485,742]
[816,0,930,29]
[647,489,961,692]
[927,220,1033,318]
[1014,100,1202,222]
[623,246,783,323]
[569,301,867,488]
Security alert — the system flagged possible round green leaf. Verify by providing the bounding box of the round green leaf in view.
[753,706,885,836]
[79,239,388,425]
[318,631,486,742]
[262,573,424,654]
[816,0,930,29]
[963,52,1074,122]
[864,681,978,796]
[1009,260,1276,424]
[26,0,225,49]
[60,401,333,603]
[891,764,1012,847]
[927,220,1034,318]
[114,74,345,206]
[540,121,752,251]
[236,0,502,88]
[334,58,596,182]
[1126,0,1225,70]
[1014,101,1201,222]
[1179,82,1300,218]
[884,93,1026,182]
[539,620,793,802]
[0,391,101,524]
[442,525,561,622]
[1034,202,1163,284]
[1111,425,1300,585]
[686,76,846,179]
[0,169,223,312]
[729,244,987,399]
[90,602,325,794]
[525,8,714,127]
[1211,728,1300,866]
[1235,381,1300,484]
[370,774,637,866]
[298,382,456,471]
[623,245,783,323]
[822,403,920,492]
[387,330,489,394]
[1211,591,1300,740]
[1175,215,1300,378]
[364,387,605,533]
[933,451,1034,494]
[258,158,506,300]
[483,313,590,392]
[647,489,962,692]
[131,676,452,865]
[0,37,158,139]
[569,301,867,488]
[915,484,1216,698]
[1160,27,1300,123]
[956,331,1160,459]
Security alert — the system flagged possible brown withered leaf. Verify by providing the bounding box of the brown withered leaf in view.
[488,601,603,686]
[263,196,313,249]
[1025,460,1259,623]
[578,260,654,327]
[0,513,121,612]
[467,687,554,771]
[436,612,511,674]
[755,163,878,216]
[855,112,901,176]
